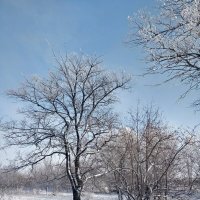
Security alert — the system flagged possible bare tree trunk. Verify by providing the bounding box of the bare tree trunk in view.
[72,188,81,200]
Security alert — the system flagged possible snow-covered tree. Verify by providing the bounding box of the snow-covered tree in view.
[128,0,200,106]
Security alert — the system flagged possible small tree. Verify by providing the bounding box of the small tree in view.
[128,0,200,105]
[102,106,192,200]
[175,139,200,193]
[1,54,130,200]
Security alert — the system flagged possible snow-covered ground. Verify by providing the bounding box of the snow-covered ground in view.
[2,192,200,200]
[0,193,118,200]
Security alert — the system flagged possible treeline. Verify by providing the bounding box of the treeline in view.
[0,163,73,195]
[1,106,200,199]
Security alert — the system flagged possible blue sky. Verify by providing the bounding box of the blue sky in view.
[0,0,199,132]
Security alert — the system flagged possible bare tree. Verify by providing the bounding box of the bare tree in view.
[1,54,130,200]
[101,106,192,200]
[128,0,200,105]
[173,138,200,193]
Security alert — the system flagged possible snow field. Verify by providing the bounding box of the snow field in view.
[0,193,118,200]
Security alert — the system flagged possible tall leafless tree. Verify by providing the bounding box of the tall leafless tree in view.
[1,54,130,200]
